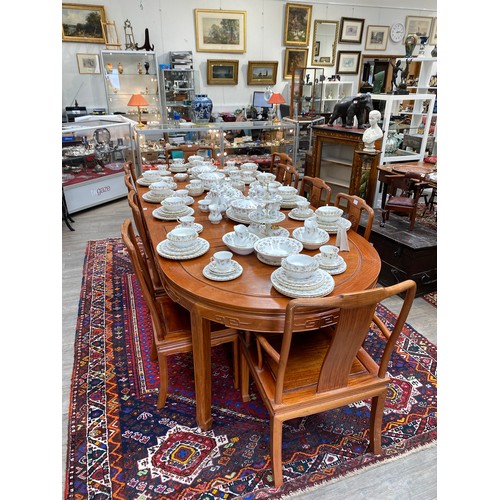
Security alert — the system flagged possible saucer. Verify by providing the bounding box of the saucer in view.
[248,211,286,224]
[178,196,195,206]
[288,208,315,221]
[226,208,251,224]
[156,238,209,260]
[317,218,352,234]
[152,206,194,221]
[202,261,243,281]
[249,225,290,239]
[271,269,334,298]
[142,191,171,203]
[137,177,162,186]
[313,254,347,275]
[174,223,203,234]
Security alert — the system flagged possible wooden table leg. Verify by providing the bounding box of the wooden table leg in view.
[190,306,214,430]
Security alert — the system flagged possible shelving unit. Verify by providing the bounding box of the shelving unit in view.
[320,81,354,115]
[100,50,162,125]
[289,67,324,117]
[159,68,199,122]
[135,121,296,169]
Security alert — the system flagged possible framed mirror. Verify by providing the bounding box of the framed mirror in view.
[358,54,403,94]
[310,20,339,67]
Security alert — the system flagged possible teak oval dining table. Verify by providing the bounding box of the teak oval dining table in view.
[136,181,381,430]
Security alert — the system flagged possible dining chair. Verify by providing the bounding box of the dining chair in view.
[124,161,138,184]
[299,176,332,207]
[239,279,416,487]
[276,162,300,188]
[124,165,136,193]
[269,153,293,175]
[334,192,375,241]
[121,219,240,409]
[380,173,428,230]
[127,190,165,299]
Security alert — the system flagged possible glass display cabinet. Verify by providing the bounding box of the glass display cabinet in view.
[100,50,162,125]
[62,116,136,213]
[159,68,199,122]
[290,67,325,118]
[134,121,296,170]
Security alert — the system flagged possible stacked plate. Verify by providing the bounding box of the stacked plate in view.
[313,253,347,275]
[152,204,194,221]
[316,217,352,234]
[271,267,334,298]
[280,195,308,209]
[202,260,243,281]
[170,163,188,173]
[156,237,210,260]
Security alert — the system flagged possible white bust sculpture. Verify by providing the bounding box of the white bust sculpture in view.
[363,110,383,152]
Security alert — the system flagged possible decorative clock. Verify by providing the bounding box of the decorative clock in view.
[390,23,405,43]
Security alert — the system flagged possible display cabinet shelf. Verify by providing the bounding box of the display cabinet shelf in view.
[158,68,200,122]
[100,50,162,125]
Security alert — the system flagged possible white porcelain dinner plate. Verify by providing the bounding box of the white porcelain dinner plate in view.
[202,261,243,281]
[271,269,334,298]
[273,267,325,291]
[317,218,352,234]
[142,191,168,203]
[156,238,209,260]
[152,206,194,221]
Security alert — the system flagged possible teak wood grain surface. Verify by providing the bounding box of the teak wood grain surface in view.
[136,181,381,429]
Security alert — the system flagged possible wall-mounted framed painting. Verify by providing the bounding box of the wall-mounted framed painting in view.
[339,17,365,44]
[336,51,361,74]
[194,9,246,53]
[76,53,101,74]
[207,60,239,85]
[284,3,313,47]
[283,48,309,79]
[247,61,278,85]
[404,16,433,38]
[62,3,106,43]
[365,25,389,51]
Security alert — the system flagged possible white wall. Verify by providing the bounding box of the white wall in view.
[62,0,437,117]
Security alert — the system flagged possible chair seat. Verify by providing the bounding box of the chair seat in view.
[386,196,416,208]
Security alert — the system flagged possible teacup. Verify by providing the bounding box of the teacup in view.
[189,179,202,188]
[149,181,173,197]
[319,245,339,265]
[277,186,297,199]
[234,224,250,245]
[161,196,186,212]
[172,158,184,165]
[176,189,189,199]
[315,205,343,223]
[177,215,195,228]
[188,155,203,164]
[167,227,198,248]
[256,172,276,184]
[142,169,162,182]
[281,254,319,281]
[229,170,242,180]
[174,173,189,182]
[295,199,311,214]
[198,199,212,212]
[225,160,236,168]
[157,164,169,175]
[201,160,215,167]
[210,250,233,273]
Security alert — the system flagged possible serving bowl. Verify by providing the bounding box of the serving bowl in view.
[315,205,343,223]
[198,171,225,190]
[254,237,303,266]
[222,231,260,255]
[292,227,330,250]
[280,254,319,280]
[230,198,258,219]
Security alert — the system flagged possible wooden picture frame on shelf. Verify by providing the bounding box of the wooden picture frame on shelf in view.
[62,3,107,43]
[194,9,246,53]
[283,48,309,79]
[339,17,365,44]
[284,3,313,47]
[404,16,433,38]
[207,60,239,85]
[247,61,278,85]
[429,18,437,45]
[365,25,389,51]
[76,53,101,74]
[336,51,361,75]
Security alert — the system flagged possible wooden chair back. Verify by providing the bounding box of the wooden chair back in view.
[276,162,299,188]
[123,161,137,184]
[299,176,332,207]
[334,192,375,240]
[239,279,416,487]
[270,153,293,175]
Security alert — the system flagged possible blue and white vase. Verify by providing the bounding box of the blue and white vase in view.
[191,94,213,124]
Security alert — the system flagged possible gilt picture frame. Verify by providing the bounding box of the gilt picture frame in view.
[62,3,106,43]
[429,18,437,45]
[207,60,239,85]
[336,51,361,74]
[76,53,101,74]
[339,17,365,44]
[284,3,313,47]
[365,25,389,51]
[247,61,278,85]
[194,9,246,53]
[283,48,309,79]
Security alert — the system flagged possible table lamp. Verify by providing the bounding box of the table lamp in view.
[267,93,286,124]
[127,94,149,127]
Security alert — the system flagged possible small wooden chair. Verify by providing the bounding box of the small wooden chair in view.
[269,153,293,175]
[334,192,375,240]
[121,219,240,409]
[299,176,332,207]
[239,280,416,487]
[123,161,137,184]
[276,162,300,188]
[381,173,428,230]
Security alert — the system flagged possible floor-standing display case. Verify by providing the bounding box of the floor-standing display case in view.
[159,68,199,122]
[100,50,162,125]
[135,121,296,170]
[62,116,136,213]
[289,67,325,117]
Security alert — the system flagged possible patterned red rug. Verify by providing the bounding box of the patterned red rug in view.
[64,238,437,499]
[423,291,437,307]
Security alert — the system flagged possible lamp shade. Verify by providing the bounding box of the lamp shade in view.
[267,93,286,105]
[127,94,149,107]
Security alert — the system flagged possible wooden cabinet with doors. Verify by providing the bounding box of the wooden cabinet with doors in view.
[308,125,381,207]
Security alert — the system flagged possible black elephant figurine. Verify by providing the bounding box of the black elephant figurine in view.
[327,94,373,128]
